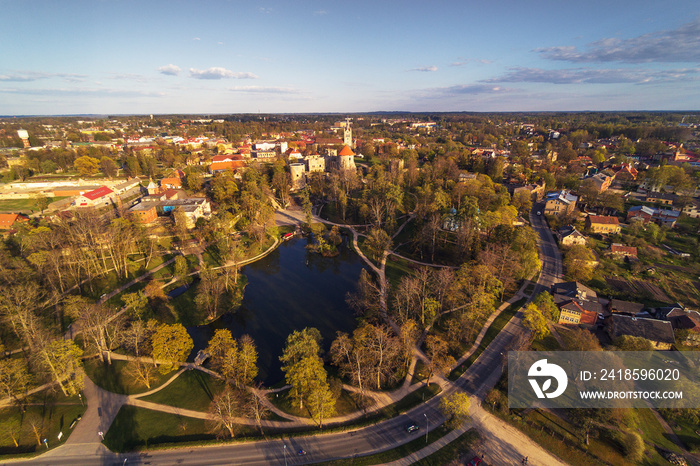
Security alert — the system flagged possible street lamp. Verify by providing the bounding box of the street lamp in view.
[284,443,287,466]
[424,413,428,444]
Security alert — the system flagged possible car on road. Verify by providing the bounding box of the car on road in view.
[536,211,541,216]
[405,423,420,433]
[467,456,482,465]
[297,449,306,456]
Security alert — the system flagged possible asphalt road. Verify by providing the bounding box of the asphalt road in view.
[12,204,564,466]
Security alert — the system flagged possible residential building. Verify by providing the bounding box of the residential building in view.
[645,192,675,206]
[606,299,645,316]
[627,205,656,224]
[544,190,578,216]
[556,225,587,246]
[607,315,675,350]
[513,182,546,201]
[589,173,614,193]
[681,199,700,218]
[585,215,621,234]
[558,300,598,326]
[613,163,638,182]
[0,213,29,230]
[609,243,638,259]
[628,206,680,227]
[252,150,276,160]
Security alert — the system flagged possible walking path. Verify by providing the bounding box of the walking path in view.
[8,205,575,465]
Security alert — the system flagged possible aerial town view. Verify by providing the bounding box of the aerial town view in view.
[1,1,700,466]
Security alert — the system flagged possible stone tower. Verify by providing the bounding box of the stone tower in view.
[338,145,356,171]
[343,117,352,148]
[290,163,306,190]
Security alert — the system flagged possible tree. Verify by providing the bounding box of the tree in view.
[73,156,100,176]
[124,359,158,389]
[565,327,602,351]
[236,335,259,387]
[35,194,50,213]
[364,228,391,263]
[35,339,84,397]
[244,387,271,435]
[280,328,327,410]
[424,335,455,382]
[439,391,471,429]
[522,302,549,339]
[195,265,227,321]
[563,245,596,283]
[0,283,45,352]
[206,329,236,373]
[614,335,653,351]
[100,157,118,177]
[150,323,193,374]
[533,292,559,322]
[207,385,243,438]
[0,358,30,403]
[307,382,336,428]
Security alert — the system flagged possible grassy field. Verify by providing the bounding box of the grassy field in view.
[140,370,226,412]
[449,297,527,380]
[83,358,174,396]
[0,196,67,213]
[269,387,373,419]
[0,391,86,457]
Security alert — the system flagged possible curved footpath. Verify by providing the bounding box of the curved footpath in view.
[5,206,569,465]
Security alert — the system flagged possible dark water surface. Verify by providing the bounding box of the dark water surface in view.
[188,236,365,385]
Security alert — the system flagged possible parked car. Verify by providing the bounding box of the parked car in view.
[405,423,420,433]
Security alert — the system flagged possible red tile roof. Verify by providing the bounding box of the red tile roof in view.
[588,215,619,225]
[611,244,638,256]
[339,145,355,156]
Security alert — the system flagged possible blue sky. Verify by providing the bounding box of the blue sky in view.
[1,0,700,115]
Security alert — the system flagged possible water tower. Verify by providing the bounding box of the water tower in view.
[17,129,30,148]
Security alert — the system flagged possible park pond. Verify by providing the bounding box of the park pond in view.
[188,235,366,385]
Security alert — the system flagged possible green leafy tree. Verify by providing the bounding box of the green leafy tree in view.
[439,391,471,429]
[150,323,193,374]
[35,340,84,396]
[364,228,391,263]
[0,358,30,403]
[100,157,118,177]
[522,302,549,339]
[533,292,559,322]
[73,156,100,175]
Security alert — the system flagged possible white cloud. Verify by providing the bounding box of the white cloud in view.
[0,71,86,82]
[158,64,181,76]
[189,67,258,80]
[192,37,201,41]
[229,85,299,94]
[409,65,438,72]
[483,66,700,84]
[537,17,700,63]
[314,9,328,15]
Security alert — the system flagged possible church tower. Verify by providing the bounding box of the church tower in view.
[343,117,353,148]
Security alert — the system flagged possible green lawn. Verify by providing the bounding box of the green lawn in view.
[0,197,60,213]
[449,298,527,380]
[83,358,173,396]
[103,405,213,452]
[385,255,416,287]
[0,392,85,457]
[269,388,372,419]
[140,370,226,412]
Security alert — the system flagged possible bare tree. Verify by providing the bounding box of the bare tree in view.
[207,385,243,439]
